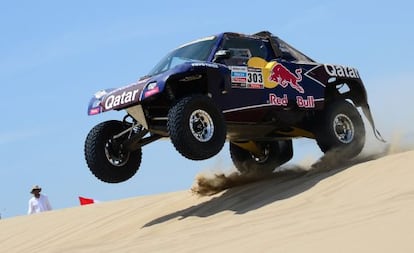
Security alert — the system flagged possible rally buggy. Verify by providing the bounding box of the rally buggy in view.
[84,31,384,183]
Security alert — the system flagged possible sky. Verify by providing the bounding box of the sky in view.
[1,0,413,219]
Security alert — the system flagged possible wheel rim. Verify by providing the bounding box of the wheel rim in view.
[333,113,354,144]
[189,109,214,142]
[104,140,130,166]
[252,150,269,163]
[250,144,270,163]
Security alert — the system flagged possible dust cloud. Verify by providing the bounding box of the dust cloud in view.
[191,165,307,196]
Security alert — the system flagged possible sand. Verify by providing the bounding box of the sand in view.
[1,150,414,253]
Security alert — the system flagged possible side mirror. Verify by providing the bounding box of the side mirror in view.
[213,50,231,62]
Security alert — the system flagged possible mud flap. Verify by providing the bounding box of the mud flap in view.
[361,103,386,143]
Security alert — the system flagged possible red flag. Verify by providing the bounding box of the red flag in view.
[79,196,95,205]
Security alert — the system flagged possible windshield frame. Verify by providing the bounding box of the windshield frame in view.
[272,36,315,62]
[147,36,218,76]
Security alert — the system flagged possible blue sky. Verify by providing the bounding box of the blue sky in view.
[1,0,413,218]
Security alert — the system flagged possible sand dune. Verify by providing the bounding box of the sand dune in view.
[1,150,414,253]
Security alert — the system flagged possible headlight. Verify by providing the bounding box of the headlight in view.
[146,82,157,90]
[143,82,160,98]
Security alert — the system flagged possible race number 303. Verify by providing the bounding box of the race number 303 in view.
[247,68,264,88]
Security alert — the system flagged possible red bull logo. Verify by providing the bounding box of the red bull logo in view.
[269,64,304,93]
[247,57,305,92]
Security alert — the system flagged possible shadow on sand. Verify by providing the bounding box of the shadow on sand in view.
[143,150,387,228]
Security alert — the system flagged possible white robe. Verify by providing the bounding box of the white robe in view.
[28,194,52,214]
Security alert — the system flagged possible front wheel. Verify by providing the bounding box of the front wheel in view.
[84,120,142,183]
[315,100,365,159]
[167,95,226,160]
[230,140,293,174]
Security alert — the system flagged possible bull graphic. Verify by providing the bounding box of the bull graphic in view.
[269,64,304,93]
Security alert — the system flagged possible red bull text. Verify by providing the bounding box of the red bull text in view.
[269,94,288,106]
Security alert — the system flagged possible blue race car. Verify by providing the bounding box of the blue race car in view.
[84,31,384,183]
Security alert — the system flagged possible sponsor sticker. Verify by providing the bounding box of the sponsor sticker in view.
[269,64,304,93]
[269,94,288,106]
[191,62,219,68]
[230,66,264,89]
[104,89,140,110]
[296,96,315,108]
[144,86,160,98]
[89,107,101,115]
[247,68,264,89]
[324,64,360,79]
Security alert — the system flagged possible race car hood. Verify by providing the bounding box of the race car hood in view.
[87,61,214,115]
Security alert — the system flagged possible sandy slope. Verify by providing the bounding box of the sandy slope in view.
[1,150,414,253]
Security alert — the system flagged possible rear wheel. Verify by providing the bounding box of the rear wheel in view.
[168,95,226,160]
[315,100,365,158]
[84,120,142,183]
[230,140,293,174]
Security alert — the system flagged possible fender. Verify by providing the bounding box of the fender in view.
[164,61,231,97]
[328,78,385,142]
[307,63,385,142]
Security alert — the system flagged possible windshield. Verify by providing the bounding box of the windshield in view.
[148,36,217,76]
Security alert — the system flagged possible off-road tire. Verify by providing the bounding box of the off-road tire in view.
[167,95,226,160]
[84,120,142,183]
[315,100,365,159]
[230,140,293,174]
